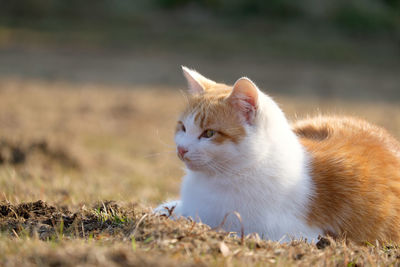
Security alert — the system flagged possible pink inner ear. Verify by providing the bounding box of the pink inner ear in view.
[228,77,259,124]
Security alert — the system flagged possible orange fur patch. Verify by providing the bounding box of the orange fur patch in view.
[180,83,246,144]
[294,116,400,243]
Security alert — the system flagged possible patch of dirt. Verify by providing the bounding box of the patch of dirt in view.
[316,236,332,249]
[27,248,197,267]
[0,139,80,169]
[0,200,243,247]
[0,200,133,240]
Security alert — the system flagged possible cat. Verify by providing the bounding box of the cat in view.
[154,66,400,243]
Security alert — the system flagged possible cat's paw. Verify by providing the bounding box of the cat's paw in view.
[154,200,182,217]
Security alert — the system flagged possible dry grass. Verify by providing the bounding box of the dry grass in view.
[1,78,400,266]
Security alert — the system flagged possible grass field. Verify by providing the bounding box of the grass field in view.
[0,77,400,266]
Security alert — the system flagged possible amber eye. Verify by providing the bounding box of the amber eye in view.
[201,129,216,139]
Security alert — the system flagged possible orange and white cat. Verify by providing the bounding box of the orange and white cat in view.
[155,66,400,243]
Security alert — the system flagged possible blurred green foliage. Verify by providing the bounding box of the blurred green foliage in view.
[158,0,400,33]
[0,0,398,35]
[158,0,301,18]
[0,0,147,23]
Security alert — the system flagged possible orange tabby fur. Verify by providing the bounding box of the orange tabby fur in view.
[294,116,400,243]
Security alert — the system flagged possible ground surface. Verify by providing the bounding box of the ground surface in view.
[0,76,400,266]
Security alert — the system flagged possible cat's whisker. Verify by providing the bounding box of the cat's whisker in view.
[206,161,233,175]
[153,129,175,148]
[203,162,221,175]
[213,160,253,177]
[142,150,176,158]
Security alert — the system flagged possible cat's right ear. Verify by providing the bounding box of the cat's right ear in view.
[227,77,259,125]
[182,66,216,94]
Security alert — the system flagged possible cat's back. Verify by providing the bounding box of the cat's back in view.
[293,116,400,243]
[293,116,400,157]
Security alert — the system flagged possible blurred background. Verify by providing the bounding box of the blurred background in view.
[0,0,399,100]
[0,0,399,206]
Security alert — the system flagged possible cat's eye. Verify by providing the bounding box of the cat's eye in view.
[201,129,216,139]
[177,121,186,132]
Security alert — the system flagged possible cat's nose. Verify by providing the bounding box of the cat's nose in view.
[177,146,188,159]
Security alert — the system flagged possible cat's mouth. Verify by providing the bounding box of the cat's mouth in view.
[184,161,203,171]
[180,156,192,165]
[179,156,200,170]
[181,157,213,172]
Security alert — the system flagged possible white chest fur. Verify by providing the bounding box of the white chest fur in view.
[178,165,322,242]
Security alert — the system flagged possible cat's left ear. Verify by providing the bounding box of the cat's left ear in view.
[182,66,216,94]
[227,77,259,124]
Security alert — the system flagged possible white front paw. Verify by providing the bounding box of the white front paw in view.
[154,200,181,217]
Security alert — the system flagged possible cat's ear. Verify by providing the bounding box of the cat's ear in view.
[182,66,216,94]
[227,77,259,124]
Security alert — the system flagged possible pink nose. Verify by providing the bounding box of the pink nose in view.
[177,146,188,158]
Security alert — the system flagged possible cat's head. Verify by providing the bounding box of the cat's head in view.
[175,67,262,173]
